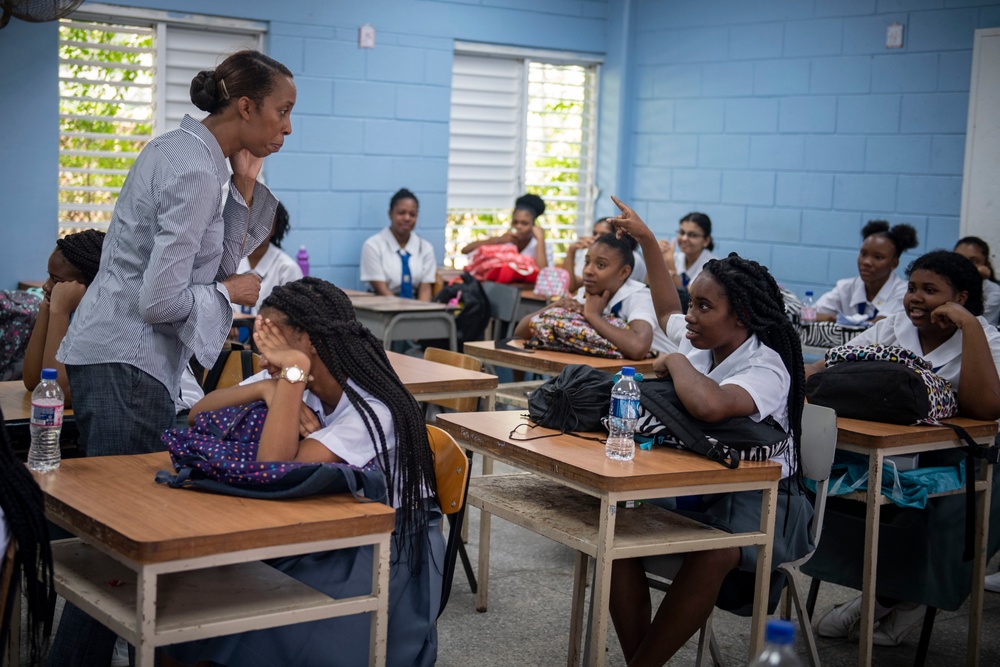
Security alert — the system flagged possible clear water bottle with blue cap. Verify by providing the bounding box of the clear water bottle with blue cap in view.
[28,368,64,473]
[748,619,802,666]
[800,290,816,324]
[606,366,640,461]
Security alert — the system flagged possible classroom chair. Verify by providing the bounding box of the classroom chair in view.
[191,347,261,392]
[480,281,521,341]
[427,425,473,619]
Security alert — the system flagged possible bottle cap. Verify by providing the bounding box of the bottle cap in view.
[764,619,795,645]
[620,366,635,376]
[41,368,58,381]
[805,290,814,297]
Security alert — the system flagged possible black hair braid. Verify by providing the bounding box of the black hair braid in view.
[703,254,805,477]
[56,229,105,285]
[0,412,55,665]
[261,278,437,570]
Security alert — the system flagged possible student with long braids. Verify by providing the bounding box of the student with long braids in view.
[23,229,105,406]
[0,409,55,666]
[165,277,443,667]
[607,196,811,667]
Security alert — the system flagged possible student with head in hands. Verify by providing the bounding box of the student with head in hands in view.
[514,231,671,359]
[23,229,105,407]
[808,250,1000,646]
[460,193,550,269]
[360,188,437,300]
[814,220,918,324]
[47,50,296,667]
[164,278,443,667]
[606,195,811,667]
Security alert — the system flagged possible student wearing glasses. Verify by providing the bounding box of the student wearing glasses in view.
[658,212,715,290]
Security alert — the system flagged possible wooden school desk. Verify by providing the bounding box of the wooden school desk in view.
[387,350,497,406]
[346,293,457,351]
[35,452,397,667]
[1,381,75,451]
[464,339,658,377]
[825,417,999,667]
[436,411,782,667]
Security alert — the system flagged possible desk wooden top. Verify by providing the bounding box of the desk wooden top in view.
[464,340,658,376]
[35,452,396,564]
[436,411,780,494]
[1,381,74,424]
[347,293,449,313]
[836,416,998,449]
[387,351,497,395]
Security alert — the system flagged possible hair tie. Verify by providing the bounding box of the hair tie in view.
[219,79,230,100]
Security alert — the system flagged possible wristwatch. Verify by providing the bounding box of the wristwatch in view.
[278,365,307,384]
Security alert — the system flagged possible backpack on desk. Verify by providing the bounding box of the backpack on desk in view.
[156,401,387,502]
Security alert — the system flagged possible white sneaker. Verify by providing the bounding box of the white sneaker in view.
[985,572,1000,593]
[816,596,864,638]
[111,636,130,667]
[872,603,927,647]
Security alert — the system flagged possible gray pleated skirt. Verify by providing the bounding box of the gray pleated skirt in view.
[165,507,445,667]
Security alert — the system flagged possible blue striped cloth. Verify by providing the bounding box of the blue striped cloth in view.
[58,115,277,396]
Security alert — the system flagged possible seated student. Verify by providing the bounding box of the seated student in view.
[606,195,810,667]
[513,233,672,359]
[164,277,442,667]
[954,236,1000,325]
[807,251,1000,646]
[360,188,437,300]
[233,202,303,318]
[814,220,918,324]
[23,229,105,407]
[658,212,716,291]
[563,218,648,293]
[460,193,550,269]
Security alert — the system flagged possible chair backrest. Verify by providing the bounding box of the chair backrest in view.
[422,348,483,413]
[480,281,522,339]
[427,424,468,515]
[799,403,838,546]
[197,349,262,392]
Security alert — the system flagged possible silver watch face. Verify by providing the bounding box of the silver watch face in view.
[284,366,305,383]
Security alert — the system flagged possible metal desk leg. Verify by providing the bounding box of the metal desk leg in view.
[136,568,156,667]
[968,461,991,666]
[369,535,390,667]
[749,482,777,658]
[476,497,492,613]
[567,552,589,667]
[859,450,883,667]
[587,496,618,667]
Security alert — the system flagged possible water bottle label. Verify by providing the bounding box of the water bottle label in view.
[611,396,640,419]
[31,403,63,428]
[801,306,817,322]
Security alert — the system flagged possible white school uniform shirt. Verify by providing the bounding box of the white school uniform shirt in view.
[844,311,1000,386]
[815,273,906,321]
[574,279,676,354]
[665,313,792,477]
[232,244,303,317]
[240,371,423,506]
[174,366,205,413]
[982,280,1000,326]
[360,227,437,295]
[675,249,715,287]
[517,235,554,267]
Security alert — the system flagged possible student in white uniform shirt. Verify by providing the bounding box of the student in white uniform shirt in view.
[360,189,437,300]
[460,193,551,269]
[563,218,647,293]
[606,196,811,666]
[807,250,1000,647]
[657,212,716,291]
[514,232,671,359]
[815,220,918,324]
[954,236,1000,325]
[232,202,303,317]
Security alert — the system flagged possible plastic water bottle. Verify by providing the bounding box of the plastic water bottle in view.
[748,620,802,666]
[800,291,816,324]
[28,368,64,473]
[606,367,640,461]
[296,245,310,277]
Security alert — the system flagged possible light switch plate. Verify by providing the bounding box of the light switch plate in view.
[886,22,903,49]
[359,23,376,49]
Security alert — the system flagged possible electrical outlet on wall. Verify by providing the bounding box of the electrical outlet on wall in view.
[359,23,375,49]
[886,22,904,49]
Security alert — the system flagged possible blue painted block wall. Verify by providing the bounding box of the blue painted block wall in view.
[627,0,1000,299]
[0,0,608,289]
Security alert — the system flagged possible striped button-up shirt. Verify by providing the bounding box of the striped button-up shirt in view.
[58,115,277,396]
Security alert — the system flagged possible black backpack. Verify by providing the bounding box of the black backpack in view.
[424,273,490,350]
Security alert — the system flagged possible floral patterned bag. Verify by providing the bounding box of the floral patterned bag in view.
[523,306,630,358]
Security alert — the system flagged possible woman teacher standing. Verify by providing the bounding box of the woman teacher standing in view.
[56,50,295,460]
